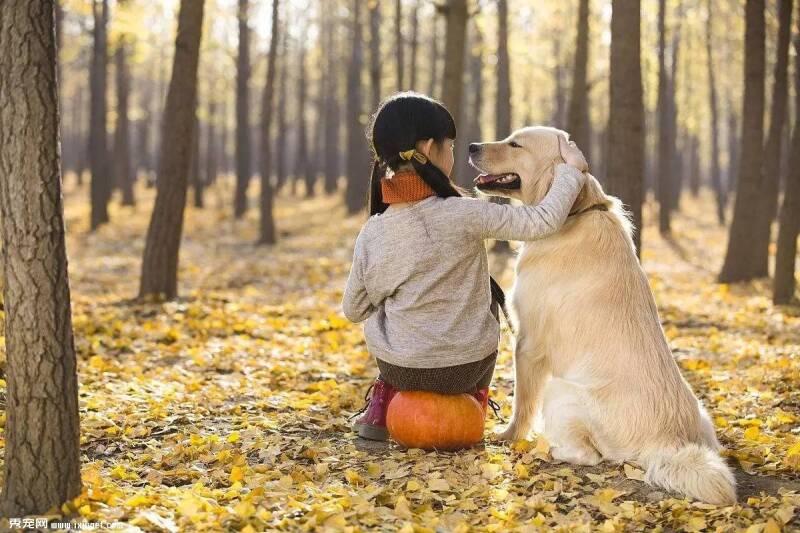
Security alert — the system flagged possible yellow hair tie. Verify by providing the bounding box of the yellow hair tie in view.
[399,149,416,161]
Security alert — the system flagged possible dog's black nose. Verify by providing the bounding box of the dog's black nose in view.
[468,143,480,154]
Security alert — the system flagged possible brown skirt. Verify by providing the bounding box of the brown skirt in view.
[376,351,497,394]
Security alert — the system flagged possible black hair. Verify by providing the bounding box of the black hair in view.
[367,92,467,216]
[365,91,512,330]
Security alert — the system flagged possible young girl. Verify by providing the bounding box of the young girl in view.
[343,92,587,441]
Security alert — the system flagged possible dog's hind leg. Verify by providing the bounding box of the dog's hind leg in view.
[496,334,550,442]
[542,378,602,466]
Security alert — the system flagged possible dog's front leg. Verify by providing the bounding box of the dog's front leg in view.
[496,333,550,442]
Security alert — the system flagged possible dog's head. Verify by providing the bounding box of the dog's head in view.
[468,126,569,205]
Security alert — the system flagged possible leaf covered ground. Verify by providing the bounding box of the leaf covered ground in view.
[1,181,799,532]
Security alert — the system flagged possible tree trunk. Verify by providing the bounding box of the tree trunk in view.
[89,0,110,229]
[495,0,511,139]
[752,0,793,277]
[441,0,467,125]
[456,21,483,188]
[656,0,673,234]
[139,0,205,299]
[275,29,289,191]
[773,13,800,304]
[191,111,203,208]
[345,0,368,214]
[259,0,280,244]
[205,98,217,186]
[234,0,251,218]
[323,1,341,194]
[395,0,404,90]
[726,102,739,193]
[607,0,645,256]
[567,0,590,154]
[428,12,440,98]
[296,39,312,197]
[0,0,82,516]
[706,0,726,225]
[409,0,419,90]
[369,1,381,108]
[667,13,682,213]
[719,0,766,283]
[114,40,135,206]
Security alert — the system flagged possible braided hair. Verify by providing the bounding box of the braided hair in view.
[366,92,511,329]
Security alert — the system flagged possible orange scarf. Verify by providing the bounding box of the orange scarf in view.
[381,170,436,203]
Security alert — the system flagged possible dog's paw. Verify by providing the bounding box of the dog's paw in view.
[550,444,602,466]
[494,425,526,442]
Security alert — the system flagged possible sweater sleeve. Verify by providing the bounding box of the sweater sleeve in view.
[469,164,585,241]
[341,232,376,323]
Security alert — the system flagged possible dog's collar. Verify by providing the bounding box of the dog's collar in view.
[568,203,609,217]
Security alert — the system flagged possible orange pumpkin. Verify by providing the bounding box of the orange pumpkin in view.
[386,391,485,450]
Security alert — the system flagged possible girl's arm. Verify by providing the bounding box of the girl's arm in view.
[470,164,586,242]
[341,240,376,323]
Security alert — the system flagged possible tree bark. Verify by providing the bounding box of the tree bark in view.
[369,1,381,108]
[607,0,645,256]
[773,20,800,304]
[323,0,341,194]
[656,0,673,234]
[0,0,82,516]
[190,111,203,208]
[234,0,251,218]
[89,0,110,229]
[567,0,591,154]
[259,0,280,245]
[139,0,205,299]
[706,0,726,224]
[495,0,511,139]
[442,0,468,186]
[409,0,419,90]
[752,0,793,277]
[395,0,404,90]
[275,28,289,191]
[296,38,312,197]
[345,0,368,214]
[719,0,766,283]
[114,40,135,206]
[205,98,217,186]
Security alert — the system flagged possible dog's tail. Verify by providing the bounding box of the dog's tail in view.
[643,443,736,505]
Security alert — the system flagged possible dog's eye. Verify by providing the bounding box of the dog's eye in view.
[509,141,522,148]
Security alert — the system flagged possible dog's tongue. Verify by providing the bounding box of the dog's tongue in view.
[474,174,500,185]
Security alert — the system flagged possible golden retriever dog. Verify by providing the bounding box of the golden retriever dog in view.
[469,126,736,505]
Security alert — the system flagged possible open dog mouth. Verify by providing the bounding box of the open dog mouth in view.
[473,173,522,190]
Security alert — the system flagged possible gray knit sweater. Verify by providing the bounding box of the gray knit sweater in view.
[342,164,585,368]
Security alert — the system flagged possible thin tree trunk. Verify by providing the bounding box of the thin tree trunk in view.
[567,0,591,154]
[234,0,251,218]
[656,0,673,234]
[409,0,419,90]
[442,0,468,186]
[496,0,511,139]
[296,39,312,197]
[428,12,439,98]
[89,0,110,229]
[323,1,341,194]
[191,111,203,208]
[115,40,135,206]
[345,0,368,214]
[396,0,404,90]
[773,11,800,304]
[726,101,740,193]
[719,0,766,283]
[706,0,726,224]
[0,0,82,515]
[259,0,280,244]
[275,29,289,191]
[667,12,682,213]
[752,0,793,277]
[369,1,381,108]
[205,98,217,186]
[139,0,205,299]
[607,0,645,256]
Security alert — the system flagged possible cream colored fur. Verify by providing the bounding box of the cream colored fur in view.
[470,127,736,505]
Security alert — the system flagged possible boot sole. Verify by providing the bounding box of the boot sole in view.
[354,423,389,441]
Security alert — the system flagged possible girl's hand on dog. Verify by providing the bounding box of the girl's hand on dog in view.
[559,136,589,173]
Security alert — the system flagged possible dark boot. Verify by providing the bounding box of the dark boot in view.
[352,377,398,441]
